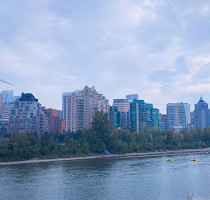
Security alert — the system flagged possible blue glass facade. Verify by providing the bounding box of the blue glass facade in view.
[130,100,159,132]
[194,98,209,130]
[109,106,120,128]
[167,103,186,131]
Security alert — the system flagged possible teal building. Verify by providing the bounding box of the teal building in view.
[130,100,160,132]
[158,119,166,133]
[109,106,120,128]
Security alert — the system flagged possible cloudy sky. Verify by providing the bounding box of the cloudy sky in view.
[1,0,210,113]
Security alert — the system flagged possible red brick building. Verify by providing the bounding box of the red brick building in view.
[42,107,65,133]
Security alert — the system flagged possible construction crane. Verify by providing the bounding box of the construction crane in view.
[0,79,14,86]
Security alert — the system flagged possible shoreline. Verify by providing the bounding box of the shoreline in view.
[0,147,210,166]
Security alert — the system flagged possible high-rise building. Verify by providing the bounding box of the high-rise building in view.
[188,111,195,131]
[3,105,13,120]
[159,114,168,132]
[158,118,166,133]
[190,111,195,125]
[153,108,160,128]
[167,102,190,131]
[8,93,46,134]
[112,99,130,130]
[194,97,209,130]
[120,112,131,130]
[109,106,120,128]
[58,110,63,119]
[184,103,191,125]
[0,91,20,120]
[42,107,65,133]
[1,90,14,105]
[130,100,159,133]
[62,92,71,129]
[126,94,139,103]
[63,86,109,132]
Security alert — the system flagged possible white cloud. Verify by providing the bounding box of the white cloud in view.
[0,45,43,77]
[27,42,61,61]
[114,0,160,27]
[51,71,78,81]
[1,0,210,112]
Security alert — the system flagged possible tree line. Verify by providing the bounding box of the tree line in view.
[1,111,210,161]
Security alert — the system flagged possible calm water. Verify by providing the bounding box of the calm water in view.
[1,153,210,200]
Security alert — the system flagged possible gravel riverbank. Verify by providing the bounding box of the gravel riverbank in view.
[0,147,210,166]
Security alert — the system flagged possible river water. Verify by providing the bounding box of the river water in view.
[0,153,210,200]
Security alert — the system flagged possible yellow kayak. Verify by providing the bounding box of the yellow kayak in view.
[167,159,174,162]
[191,158,196,161]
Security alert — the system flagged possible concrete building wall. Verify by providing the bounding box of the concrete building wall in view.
[8,93,46,134]
[184,103,191,126]
[65,86,109,132]
[113,99,130,112]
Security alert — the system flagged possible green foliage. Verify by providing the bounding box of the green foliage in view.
[1,111,210,162]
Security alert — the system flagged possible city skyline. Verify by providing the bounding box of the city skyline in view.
[1,1,210,113]
[1,87,210,135]
[0,88,209,114]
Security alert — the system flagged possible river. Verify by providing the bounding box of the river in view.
[0,153,210,200]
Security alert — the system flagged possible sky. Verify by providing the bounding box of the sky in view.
[1,0,210,113]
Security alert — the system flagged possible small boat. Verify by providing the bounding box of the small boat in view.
[167,159,174,162]
[190,158,196,161]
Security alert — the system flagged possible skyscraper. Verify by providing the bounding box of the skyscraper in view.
[188,111,195,131]
[130,100,159,133]
[64,86,109,132]
[62,92,71,129]
[159,114,168,132]
[109,106,120,128]
[167,102,188,131]
[184,103,191,125]
[194,97,209,130]
[112,99,130,130]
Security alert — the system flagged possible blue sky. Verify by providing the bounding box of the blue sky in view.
[1,0,210,113]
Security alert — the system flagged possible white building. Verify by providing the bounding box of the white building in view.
[63,86,109,132]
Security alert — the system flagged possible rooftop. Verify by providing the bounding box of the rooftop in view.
[19,93,38,102]
[198,97,205,104]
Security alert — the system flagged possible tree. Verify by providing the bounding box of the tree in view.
[83,111,113,153]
